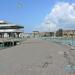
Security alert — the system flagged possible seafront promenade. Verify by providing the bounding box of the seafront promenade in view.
[0,38,73,75]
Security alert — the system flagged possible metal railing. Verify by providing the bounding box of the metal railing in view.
[0,37,27,49]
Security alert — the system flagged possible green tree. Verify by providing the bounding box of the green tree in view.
[56,29,63,37]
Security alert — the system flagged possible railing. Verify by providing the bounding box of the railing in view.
[0,37,27,49]
[38,37,75,47]
[0,37,26,42]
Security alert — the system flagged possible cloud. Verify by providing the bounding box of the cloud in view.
[49,2,75,29]
[34,2,75,32]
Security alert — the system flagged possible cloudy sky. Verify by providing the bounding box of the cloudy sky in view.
[0,0,75,32]
[34,1,75,32]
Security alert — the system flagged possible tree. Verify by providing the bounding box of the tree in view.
[56,29,63,37]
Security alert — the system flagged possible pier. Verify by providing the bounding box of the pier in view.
[0,38,72,75]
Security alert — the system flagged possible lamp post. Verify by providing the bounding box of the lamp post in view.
[45,22,50,37]
[71,31,74,46]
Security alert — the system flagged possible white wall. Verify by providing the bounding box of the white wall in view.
[4,33,9,38]
[0,29,23,32]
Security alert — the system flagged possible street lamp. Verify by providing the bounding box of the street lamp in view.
[45,22,50,37]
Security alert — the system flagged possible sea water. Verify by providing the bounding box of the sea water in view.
[40,37,75,47]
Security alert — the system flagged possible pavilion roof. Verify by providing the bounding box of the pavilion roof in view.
[0,20,24,29]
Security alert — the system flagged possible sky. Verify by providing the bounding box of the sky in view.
[0,0,75,32]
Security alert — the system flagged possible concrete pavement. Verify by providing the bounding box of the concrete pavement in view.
[0,39,73,75]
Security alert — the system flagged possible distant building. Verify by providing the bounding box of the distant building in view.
[32,31,39,38]
[63,30,75,38]
[39,32,54,37]
[24,33,33,38]
[32,31,55,37]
